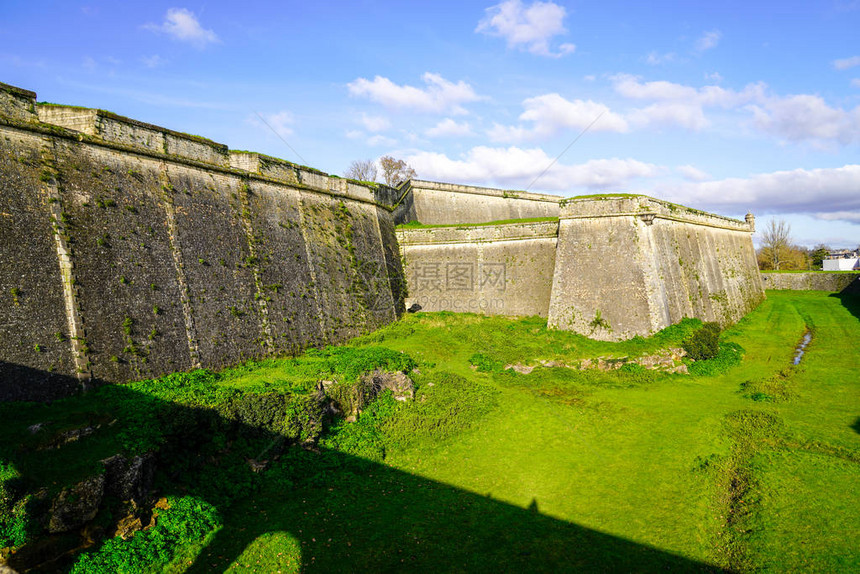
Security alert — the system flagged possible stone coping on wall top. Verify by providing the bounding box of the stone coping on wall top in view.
[559,194,750,231]
[229,151,380,204]
[37,103,228,150]
[396,219,559,246]
[409,179,562,203]
[0,81,37,100]
[0,82,390,208]
[0,114,391,210]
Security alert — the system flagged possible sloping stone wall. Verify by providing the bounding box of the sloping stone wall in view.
[397,195,764,342]
[547,196,763,341]
[0,83,404,401]
[398,221,558,317]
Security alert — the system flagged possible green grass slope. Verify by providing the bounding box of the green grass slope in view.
[1,291,857,572]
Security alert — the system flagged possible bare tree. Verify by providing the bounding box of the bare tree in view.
[344,159,377,183]
[378,156,416,187]
[761,218,792,270]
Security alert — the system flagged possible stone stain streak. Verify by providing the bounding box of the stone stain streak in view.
[0,82,405,401]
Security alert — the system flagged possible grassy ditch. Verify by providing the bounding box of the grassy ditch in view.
[1,291,858,572]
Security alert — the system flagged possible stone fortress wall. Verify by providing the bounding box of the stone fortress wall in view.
[398,194,765,342]
[0,83,405,401]
[760,272,860,293]
[397,221,559,317]
[1,80,769,400]
[395,179,560,225]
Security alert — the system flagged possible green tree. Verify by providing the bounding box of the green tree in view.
[810,244,830,269]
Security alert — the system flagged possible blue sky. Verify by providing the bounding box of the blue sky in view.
[2,0,859,247]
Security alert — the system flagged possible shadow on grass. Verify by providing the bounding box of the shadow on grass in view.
[829,292,860,323]
[1,363,724,573]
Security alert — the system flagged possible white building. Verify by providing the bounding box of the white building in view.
[823,257,860,271]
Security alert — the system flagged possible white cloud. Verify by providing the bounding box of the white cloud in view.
[814,211,860,224]
[833,55,860,70]
[612,74,765,130]
[140,55,166,69]
[851,78,860,88]
[657,164,860,223]
[426,118,473,138]
[612,74,860,144]
[359,113,390,132]
[347,73,480,115]
[488,94,628,142]
[83,56,97,71]
[695,30,722,52]
[749,94,860,145]
[627,102,710,130]
[705,71,723,83]
[476,0,576,57]
[144,8,219,49]
[646,51,676,65]
[367,134,397,147]
[676,165,710,182]
[406,146,662,191]
[257,111,294,137]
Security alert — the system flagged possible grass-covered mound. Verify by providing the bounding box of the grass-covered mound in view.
[1,291,859,572]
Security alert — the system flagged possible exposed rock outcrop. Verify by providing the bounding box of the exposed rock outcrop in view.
[48,474,105,533]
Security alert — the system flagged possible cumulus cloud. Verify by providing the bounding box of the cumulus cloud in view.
[612,74,769,130]
[144,8,220,49]
[406,146,662,191]
[488,94,628,142]
[347,73,481,115]
[749,94,860,145]
[359,114,391,132]
[426,118,473,138]
[833,55,860,70]
[656,164,860,223]
[367,134,397,147]
[613,73,860,144]
[676,165,710,182]
[695,30,722,52]
[476,0,576,57]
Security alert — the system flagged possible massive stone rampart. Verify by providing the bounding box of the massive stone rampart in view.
[760,272,860,293]
[398,194,765,342]
[547,196,764,341]
[0,83,404,401]
[401,179,560,225]
[398,221,558,317]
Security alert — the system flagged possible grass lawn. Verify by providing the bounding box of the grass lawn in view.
[2,291,858,572]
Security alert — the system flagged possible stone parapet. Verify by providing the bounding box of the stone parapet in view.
[560,195,752,232]
[396,220,559,246]
[37,105,231,167]
[0,82,37,122]
[407,179,561,225]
